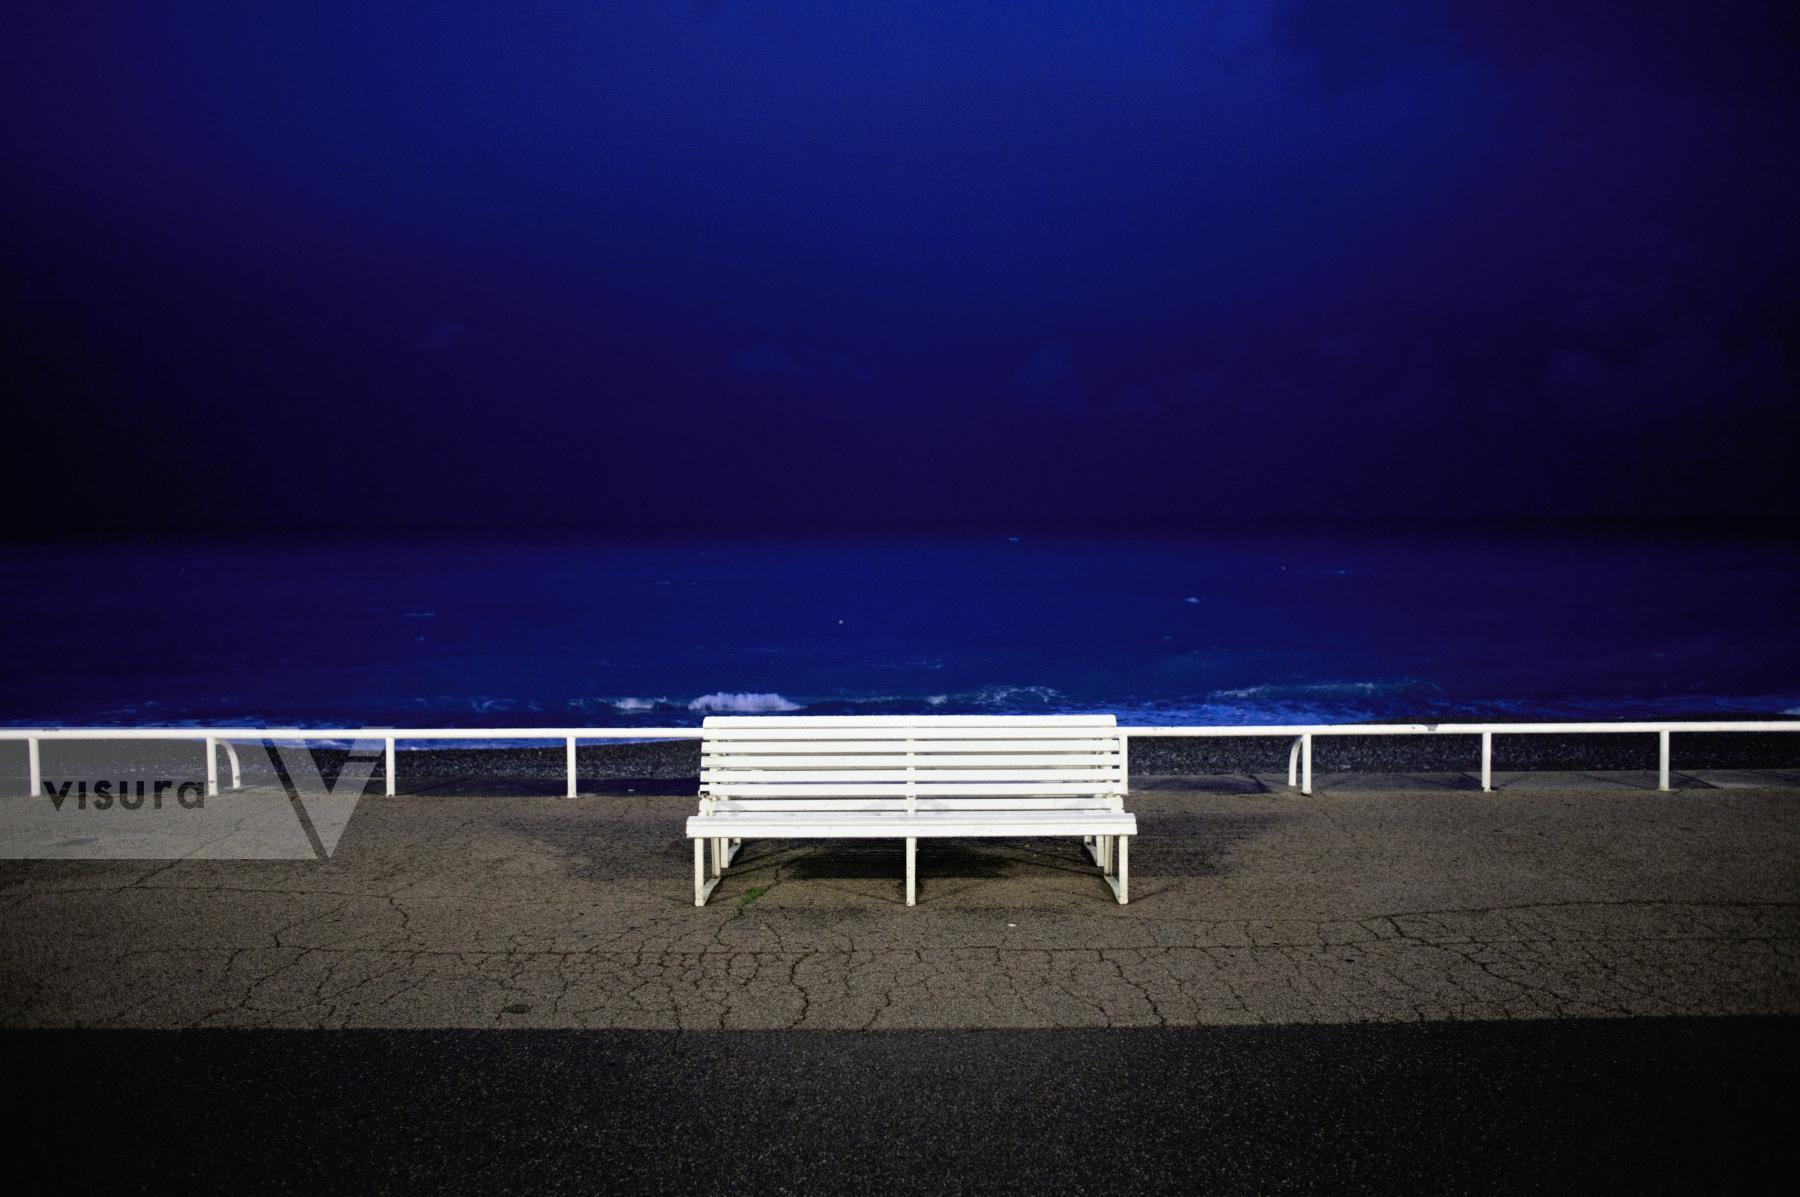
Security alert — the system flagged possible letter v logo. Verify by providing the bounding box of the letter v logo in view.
[263,738,381,859]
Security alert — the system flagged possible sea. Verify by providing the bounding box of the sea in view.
[2,532,1796,731]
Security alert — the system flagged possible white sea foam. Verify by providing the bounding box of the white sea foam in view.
[688,691,803,713]
[607,697,669,712]
[1212,679,1425,699]
[965,685,1064,708]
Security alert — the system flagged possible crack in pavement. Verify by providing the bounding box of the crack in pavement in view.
[3,784,1798,1029]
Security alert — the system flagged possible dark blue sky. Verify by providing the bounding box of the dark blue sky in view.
[5,2,1796,533]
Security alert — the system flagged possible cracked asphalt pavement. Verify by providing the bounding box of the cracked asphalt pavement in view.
[5,771,1797,1030]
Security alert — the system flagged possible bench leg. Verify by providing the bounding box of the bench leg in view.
[721,837,742,868]
[905,837,917,907]
[1100,835,1130,904]
[693,838,721,907]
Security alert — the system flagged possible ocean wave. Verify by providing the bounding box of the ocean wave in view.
[687,691,803,713]
[1210,679,1433,700]
[965,684,1065,708]
[402,695,545,716]
[608,696,670,712]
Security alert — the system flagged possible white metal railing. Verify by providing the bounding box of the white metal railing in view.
[0,727,700,800]
[1121,721,1800,793]
[3,720,1797,798]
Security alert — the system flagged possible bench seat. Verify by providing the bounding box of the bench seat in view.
[688,715,1134,907]
[685,809,1137,839]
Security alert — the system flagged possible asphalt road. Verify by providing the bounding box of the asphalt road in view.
[14,1017,1795,1193]
[8,773,1797,1191]
[7,776,1798,1030]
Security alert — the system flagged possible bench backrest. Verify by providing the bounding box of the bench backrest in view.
[699,714,1125,809]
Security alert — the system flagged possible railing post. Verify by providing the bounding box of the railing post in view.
[1301,733,1313,795]
[27,736,41,798]
[205,736,218,797]
[222,740,241,790]
[566,736,578,798]
[385,736,397,797]
[1659,729,1671,792]
[1288,736,1302,788]
[1481,732,1492,792]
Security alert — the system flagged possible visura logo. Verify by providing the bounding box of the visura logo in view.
[8,739,380,860]
[41,780,208,811]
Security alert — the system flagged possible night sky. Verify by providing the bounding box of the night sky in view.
[5,2,1797,535]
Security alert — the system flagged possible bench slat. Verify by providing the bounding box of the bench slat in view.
[700,753,1123,768]
[702,768,1120,784]
[702,715,1115,727]
[702,739,1123,755]
[699,726,1125,741]
[702,781,1124,797]
[705,796,1123,811]
[687,811,1137,838]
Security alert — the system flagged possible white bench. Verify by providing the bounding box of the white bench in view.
[686,714,1135,906]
